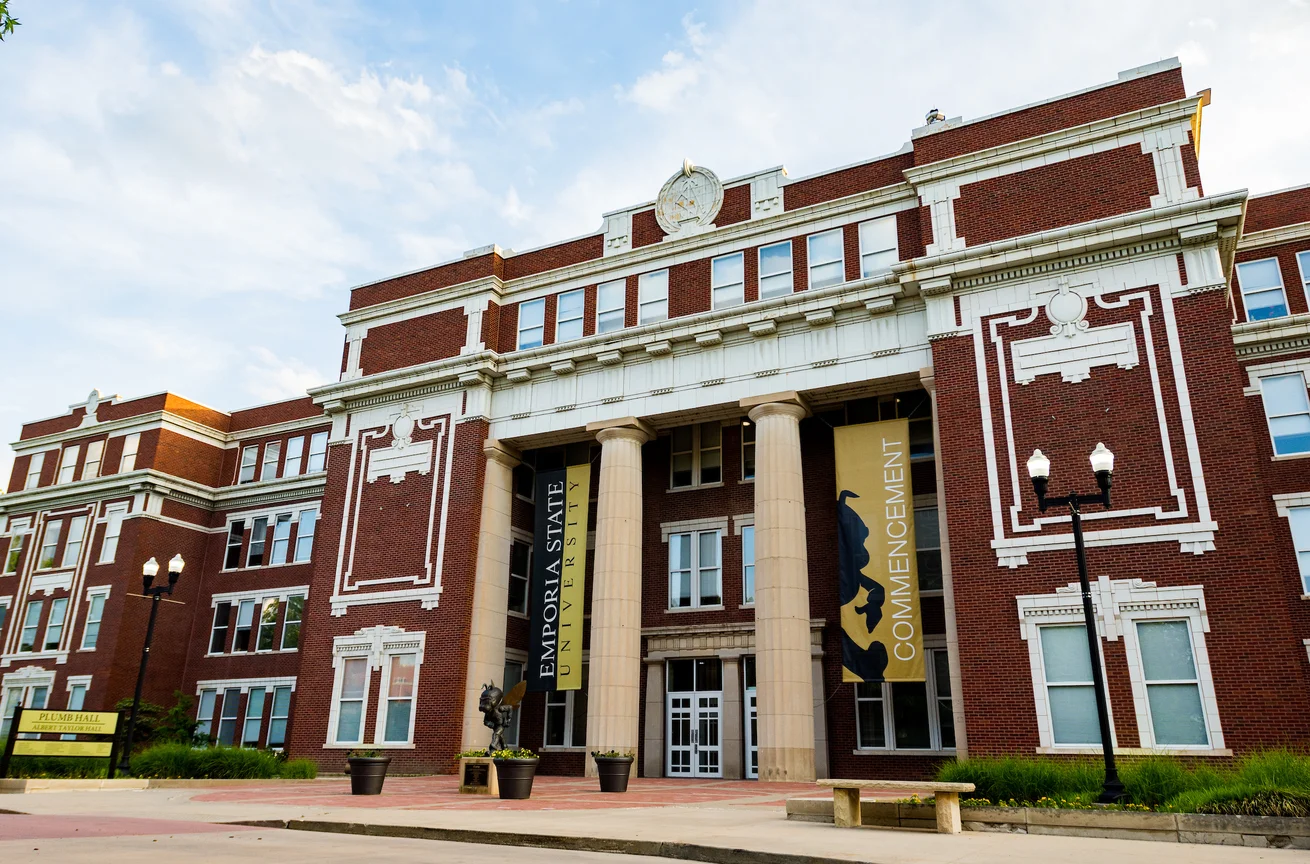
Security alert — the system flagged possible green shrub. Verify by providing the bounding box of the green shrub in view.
[279,758,318,779]
[1166,785,1310,817]
[7,756,110,779]
[1232,749,1310,790]
[128,743,314,779]
[1120,756,1202,807]
[936,756,1101,803]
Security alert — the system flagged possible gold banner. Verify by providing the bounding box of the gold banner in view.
[13,740,114,758]
[17,710,119,736]
[835,419,925,683]
[556,462,590,691]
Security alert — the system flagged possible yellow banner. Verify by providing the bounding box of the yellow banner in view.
[17,710,119,736]
[835,419,925,683]
[556,462,590,691]
[13,740,114,758]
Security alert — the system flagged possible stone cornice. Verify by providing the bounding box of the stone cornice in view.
[10,410,228,455]
[0,469,325,517]
[1237,220,1310,253]
[1233,312,1310,359]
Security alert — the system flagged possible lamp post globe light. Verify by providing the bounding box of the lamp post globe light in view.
[1025,443,1126,804]
[119,554,185,773]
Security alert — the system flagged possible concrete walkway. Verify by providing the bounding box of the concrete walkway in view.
[2,777,1306,863]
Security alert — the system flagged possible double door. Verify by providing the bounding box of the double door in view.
[666,658,722,778]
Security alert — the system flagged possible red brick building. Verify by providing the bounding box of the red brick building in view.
[4,58,1310,781]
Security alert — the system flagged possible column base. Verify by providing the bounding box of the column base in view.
[756,746,816,782]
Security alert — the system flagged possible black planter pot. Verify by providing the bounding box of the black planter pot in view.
[347,756,391,795]
[594,756,634,793]
[493,757,539,800]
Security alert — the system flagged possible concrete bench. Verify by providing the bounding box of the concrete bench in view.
[816,779,976,833]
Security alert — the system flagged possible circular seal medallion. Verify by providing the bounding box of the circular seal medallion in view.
[654,159,724,236]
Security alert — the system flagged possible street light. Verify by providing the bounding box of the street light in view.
[118,554,185,773]
[1025,443,1125,804]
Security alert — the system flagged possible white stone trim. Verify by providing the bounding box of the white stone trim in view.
[1242,357,1310,396]
[195,676,297,695]
[1,665,56,690]
[64,674,92,696]
[731,514,754,534]
[1236,220,1310,253]
[660,517,729,542]
[209,585,309,608]
[325,626,425,748]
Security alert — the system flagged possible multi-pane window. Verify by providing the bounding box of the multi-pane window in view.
[855,648,955,751]
[382,653,418,743]
[261,441,281,481]
[1261,373,1310,456]
[508,540,531,615]
[596,280,625,333]
[712,252,745,309]
[196,689,217,739]
[858,215,898,277]
[270,514,293,565]
[334,657,368,744]
[1288,506,1310,594]
[242,689,266,747]
[19,601,43,652]
[670,423,721,488]
[518,298,546,349]
[758,241,793,299]
[232,599,257,652]
[741,420,756,480]
[99,509,125,564]
[0,604,8,642]
[1136,620,1208,747]
[64,682,88,738]
[44,598,69,650]
[38,520,62,570]
[1040,624,1102,746]
[556,289,585,342]
[1236,258,1289,321]
[267,686,292,748]
[284,436,305,476]
[82,440,104,480]
[307,432,328,472]
[807,229,845,290]
[544,665,588,747]
[61,516,87,568]
[209,603,231,653]
[217,688,241,746]
[25,453,44,490]
[56,447,78,484]
[224,521,245,569]
[669,530,722,609]
[256,598,280,651]
[80,591,107,650]
[1300,251,1310,298]
[915,507,943,592]
[247,517,268,567]
[741,525,755,605]
[281,595,304,650]
[119,433,140,473]
[638,270,669,324]
[293,510,316,562]
[4,531,24,575]
[238,446,259,484]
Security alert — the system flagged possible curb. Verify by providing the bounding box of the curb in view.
[228,818,875,864]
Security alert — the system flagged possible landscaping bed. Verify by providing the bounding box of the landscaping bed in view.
[4,744,316,781]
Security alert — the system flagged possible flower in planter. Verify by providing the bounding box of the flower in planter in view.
[591,750,635,759]
[347,749,383,759]
[456,748,489,759]
[491,747,537,760]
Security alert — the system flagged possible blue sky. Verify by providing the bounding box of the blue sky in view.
[1,0,1307,488]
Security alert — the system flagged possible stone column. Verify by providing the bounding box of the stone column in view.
[584,417,654,776]
[721,656,743,779]
[811,654,829,779]
[460,439,522,750]
[642,660,665,779]
[742,392,816,782]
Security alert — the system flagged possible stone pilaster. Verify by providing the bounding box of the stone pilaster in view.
[460,439,521,751]
[721,656,743,779]
[584,417,654,776]
[642,660,665,778]
[742,392,816,782]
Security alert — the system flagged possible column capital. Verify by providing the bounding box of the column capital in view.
[587,416,655,445]
[483,439,522,468]
[919,365,937,394]
[741,391,810,423]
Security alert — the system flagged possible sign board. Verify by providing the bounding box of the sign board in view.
[17,710,119,736]
[13,741,114,758]
[527,463,590,692]
[1,707,123,779]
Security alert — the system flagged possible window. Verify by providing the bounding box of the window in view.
[711,253,744,309]
[556,289,584,342]
[247,517,268,567]
[196,689,217,739]
[241,689,266,747]
[293,510,317,563]
[2,682,49,740]
[518,298,545,349]
[83,440,104,480]
[267,686,292,748]
[284,436,305,476]
[382,653,418,743]
[638,270,669,324]
[508,540,531,615]
[119,433,140,473]
[232,598,257,652]
[56,447,78,484]
[1261,373,1310,456]
[503,661,524,747]
[99,509,125,564]
[0,604,7,641]
[544,665,588,747]
[307,431,329,472]
[61,516,87,568]
[670,423,721,488]
[64,681,88,739]
[741,525,755,605]
[270,513,292,565]
[758,241,793,299]
[44,598,69,650]
[1300,251,1310,299]
[261,441,281,481]
[238,446,258,484]
[855,648,955,751]
[669,530,722,609]
[741,420,755,481]
[217,688,241,746]
[1039,625,1102,746]
[596,280,625,333]
[4,531,24,575]
[209,602,231,654]
[334,657,368,744]
[1135,620,1208,746]
[807,229,844,290]
[19,601,43,652]
[858,215,898,277]
[25,453,44,490]
[1236,258,1289,321]
[256,598,280,651]
[1289,507,1310,593]
[281,595,304,650]
[916,507,943,592]
[224,521,245,569]
[38,520,62,570]
[80,591,107,650]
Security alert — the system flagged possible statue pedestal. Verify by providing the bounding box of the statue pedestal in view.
[458,757,499,795]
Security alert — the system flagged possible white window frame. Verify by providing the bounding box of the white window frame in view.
[665,526,723,610]
[238,445,259,484]
[18,600,43,652]
[209,601,232,654]
[757,241,793,299]
[43,597,69,651]
[24,452,45,490]
[98,505,128,565]
[293,509,317,563]
[242,687,267,747]
[267,685,293,749]
[711,252,745,310]
[915,504,944,596]
[740,420,756,482]
[63,676,92,739]
[269,513,293,565]
[223,520,245,570]
[518,297,546,350]
[118,433,140,473]
[255,597,280,652]
[193,677,298,747]
[307,431,328,472]
[740,523,755,606]
[232,598,257,652]
[807,228,845,290]
[196,688,218,739]
[638,269,669,324]
[556,288,585,343]
[284,436,305,476]
[56,446,78,485]
[37,519,62,570]
[0,598,10,646]
[1,667,56,739]
[246,516,268,567]
[261,441,281,482]
[669,422,723,490]
[596,279,626,334]
[79,586,110,651]
[542,663,588,750]
[280,594,304,651]
[61,515,88,568]
[1127,619,1211,750]
[1236,257,1290,322]
[1299,250,1310,305]
[325,625,426,748]
[853,642,955,753]
[2,519,30,575]
[507,535,531,617]
[82,440,104,480]
[375,651,420,745]
[1260,372,1310,456]
[858,215,898,278]
[1276,494,1310,595]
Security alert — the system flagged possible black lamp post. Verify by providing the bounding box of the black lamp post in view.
[1025,443,1126,804]
[118,553,184,773]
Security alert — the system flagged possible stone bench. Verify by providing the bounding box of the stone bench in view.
[816,779,976,833]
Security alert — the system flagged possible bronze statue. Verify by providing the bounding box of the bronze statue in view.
[479,679,527,751]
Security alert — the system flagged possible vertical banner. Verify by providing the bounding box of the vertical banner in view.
[834,418,925,683]
[527,463,590,692]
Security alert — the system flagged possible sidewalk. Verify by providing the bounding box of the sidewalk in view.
[3,776,1306,863]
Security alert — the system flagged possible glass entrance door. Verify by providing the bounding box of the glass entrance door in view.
[743,655,758,779]
[666,658,723,778]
